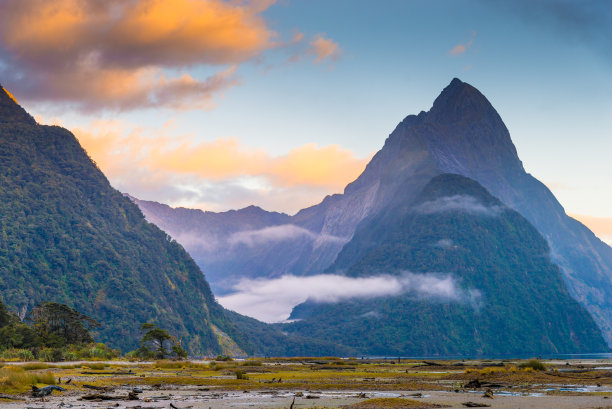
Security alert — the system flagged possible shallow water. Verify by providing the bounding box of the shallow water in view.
[364,352,612,360]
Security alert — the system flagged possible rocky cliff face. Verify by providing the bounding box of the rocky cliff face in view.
[135,79,612,346]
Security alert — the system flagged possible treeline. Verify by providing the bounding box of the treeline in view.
[0,300,186,361]
[0,300,118,361]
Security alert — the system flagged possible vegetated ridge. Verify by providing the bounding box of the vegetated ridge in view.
[283,174,608,355]
[0,85,350,356]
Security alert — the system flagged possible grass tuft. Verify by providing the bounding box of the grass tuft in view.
[240,360,263,367]
[234,369,248,380]
[0,366,56,394]
[154,360,209,369]
[519,359,546,371]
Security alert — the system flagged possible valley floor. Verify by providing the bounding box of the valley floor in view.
[1,358,611,409]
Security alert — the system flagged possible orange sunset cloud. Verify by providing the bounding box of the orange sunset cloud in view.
[309,35,342,63]
[0,0,272,111]
[0,0,341,111]
[449,31,476,56]
[72,120,370,211]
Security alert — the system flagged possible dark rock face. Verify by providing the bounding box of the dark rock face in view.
[134,79,612,346]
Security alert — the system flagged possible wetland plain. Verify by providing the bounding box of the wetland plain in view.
[1,357,612,408]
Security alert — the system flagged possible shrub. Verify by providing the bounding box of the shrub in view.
[171,344,188,359]
[0,348,35,361]
[38,348,63,362]
[519,359,546,371]
[215,355,233,361]
[155,360,184,369]
[126,346,155,360]
[63,350,80,361]
[234,370,248,380]
[77,343,119,360]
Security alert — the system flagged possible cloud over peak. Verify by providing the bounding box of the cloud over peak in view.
[218,272,481,323]
[229,224,346,247]
[414,195,503,217]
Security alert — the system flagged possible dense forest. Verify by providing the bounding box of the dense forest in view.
[283,174,608,355]
[0,87,361,357]
[0,86,241,354]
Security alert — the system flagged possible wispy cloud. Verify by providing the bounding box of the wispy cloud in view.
[449,31,476,56]
[73,119,370,213]
[434,238,456,249]
[229,224,345,247]
[308,34,342,63]
[284,32,342,65]
[218,272,481,322]
[414,195,503,217]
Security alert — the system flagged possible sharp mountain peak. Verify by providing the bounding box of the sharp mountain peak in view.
[429,77,494,120]
[396,78,524,176]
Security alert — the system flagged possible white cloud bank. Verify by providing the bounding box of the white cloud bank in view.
[228,224,346,247]
[217,272,481,323]
[414,195,502,217]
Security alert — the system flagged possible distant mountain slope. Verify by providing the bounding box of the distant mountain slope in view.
[283,174,608,355]
[131,198,293,293]
[135,78,612,346]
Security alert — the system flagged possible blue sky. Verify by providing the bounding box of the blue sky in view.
[1,0,610,242]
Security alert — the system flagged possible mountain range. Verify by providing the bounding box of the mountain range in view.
[135,78,612,349]
[1,77,610,356]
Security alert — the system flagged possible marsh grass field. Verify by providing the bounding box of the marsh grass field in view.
[1,357,612,408]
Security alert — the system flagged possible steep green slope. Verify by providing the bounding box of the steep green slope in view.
[284,174,608,356]
[0,85,357,357]
[0,86,232,354]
